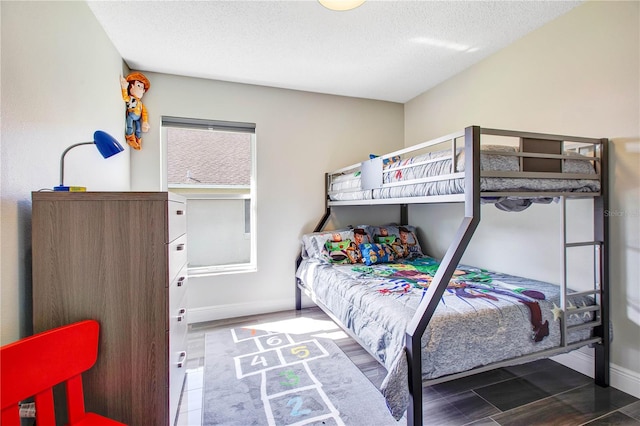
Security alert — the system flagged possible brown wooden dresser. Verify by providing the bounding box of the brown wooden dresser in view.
[31,191,188,426]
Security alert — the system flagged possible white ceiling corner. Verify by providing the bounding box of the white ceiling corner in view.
[87,0,582,103]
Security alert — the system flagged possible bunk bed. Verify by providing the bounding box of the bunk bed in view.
[295,126,609,426]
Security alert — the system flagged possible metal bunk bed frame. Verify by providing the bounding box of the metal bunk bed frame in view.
[295,125,609,426]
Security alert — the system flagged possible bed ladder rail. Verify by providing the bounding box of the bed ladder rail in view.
[559,196,604,346]
[559,191,609,386]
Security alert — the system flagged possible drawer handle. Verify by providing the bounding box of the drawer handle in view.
[176,243,185,251]
[177,308,186,322]
[176,210,185,216]
[177,351,187,368]
[177,276,186,287]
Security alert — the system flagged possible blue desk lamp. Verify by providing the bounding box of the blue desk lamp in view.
[54,131,124,191]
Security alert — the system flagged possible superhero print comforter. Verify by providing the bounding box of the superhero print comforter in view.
[295,255,599,420]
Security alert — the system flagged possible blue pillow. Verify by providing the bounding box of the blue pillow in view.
[359,243,395,266]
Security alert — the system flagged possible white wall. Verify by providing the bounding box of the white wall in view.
[130,72,404,321]
[404,1,639,396]
[1,1,129,344]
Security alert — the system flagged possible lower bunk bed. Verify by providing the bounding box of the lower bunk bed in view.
[296,227,601,421]
[295,126,610,426]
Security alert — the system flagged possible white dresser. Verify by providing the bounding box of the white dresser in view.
[32,191,188,426]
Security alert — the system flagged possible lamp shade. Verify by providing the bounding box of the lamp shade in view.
[94,130,124,158]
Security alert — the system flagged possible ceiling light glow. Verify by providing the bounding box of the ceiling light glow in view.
[318,0,365,11]
[412,37,477,53]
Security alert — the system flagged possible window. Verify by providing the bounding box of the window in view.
[163,116,256,275]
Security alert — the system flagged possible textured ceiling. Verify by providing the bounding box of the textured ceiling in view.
[88,0,581,103]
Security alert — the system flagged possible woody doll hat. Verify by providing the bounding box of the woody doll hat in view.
[125,72,150,91]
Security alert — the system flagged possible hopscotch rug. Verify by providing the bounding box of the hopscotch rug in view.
[202,323,398,426]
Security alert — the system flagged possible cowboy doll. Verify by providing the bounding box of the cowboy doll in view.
[120,72,150,150]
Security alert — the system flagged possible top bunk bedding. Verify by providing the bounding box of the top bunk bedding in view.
[327,127,604,209]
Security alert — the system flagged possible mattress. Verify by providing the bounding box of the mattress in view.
[296,255,599,420]
[329,145,600,205]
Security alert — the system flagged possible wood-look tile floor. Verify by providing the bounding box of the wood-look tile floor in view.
[176,307,640,426]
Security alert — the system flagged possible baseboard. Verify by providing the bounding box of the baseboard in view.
[187,298,293,324]
[552,349,640,398]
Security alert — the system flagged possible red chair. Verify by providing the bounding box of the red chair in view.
[0,320,125,425]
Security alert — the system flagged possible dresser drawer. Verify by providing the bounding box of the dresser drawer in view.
[168,266,188,332]
[168,235,187,284]
[169,328,188,426]
[169,295,188,351]
[167,200,187,242]
[168,200,186,243]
